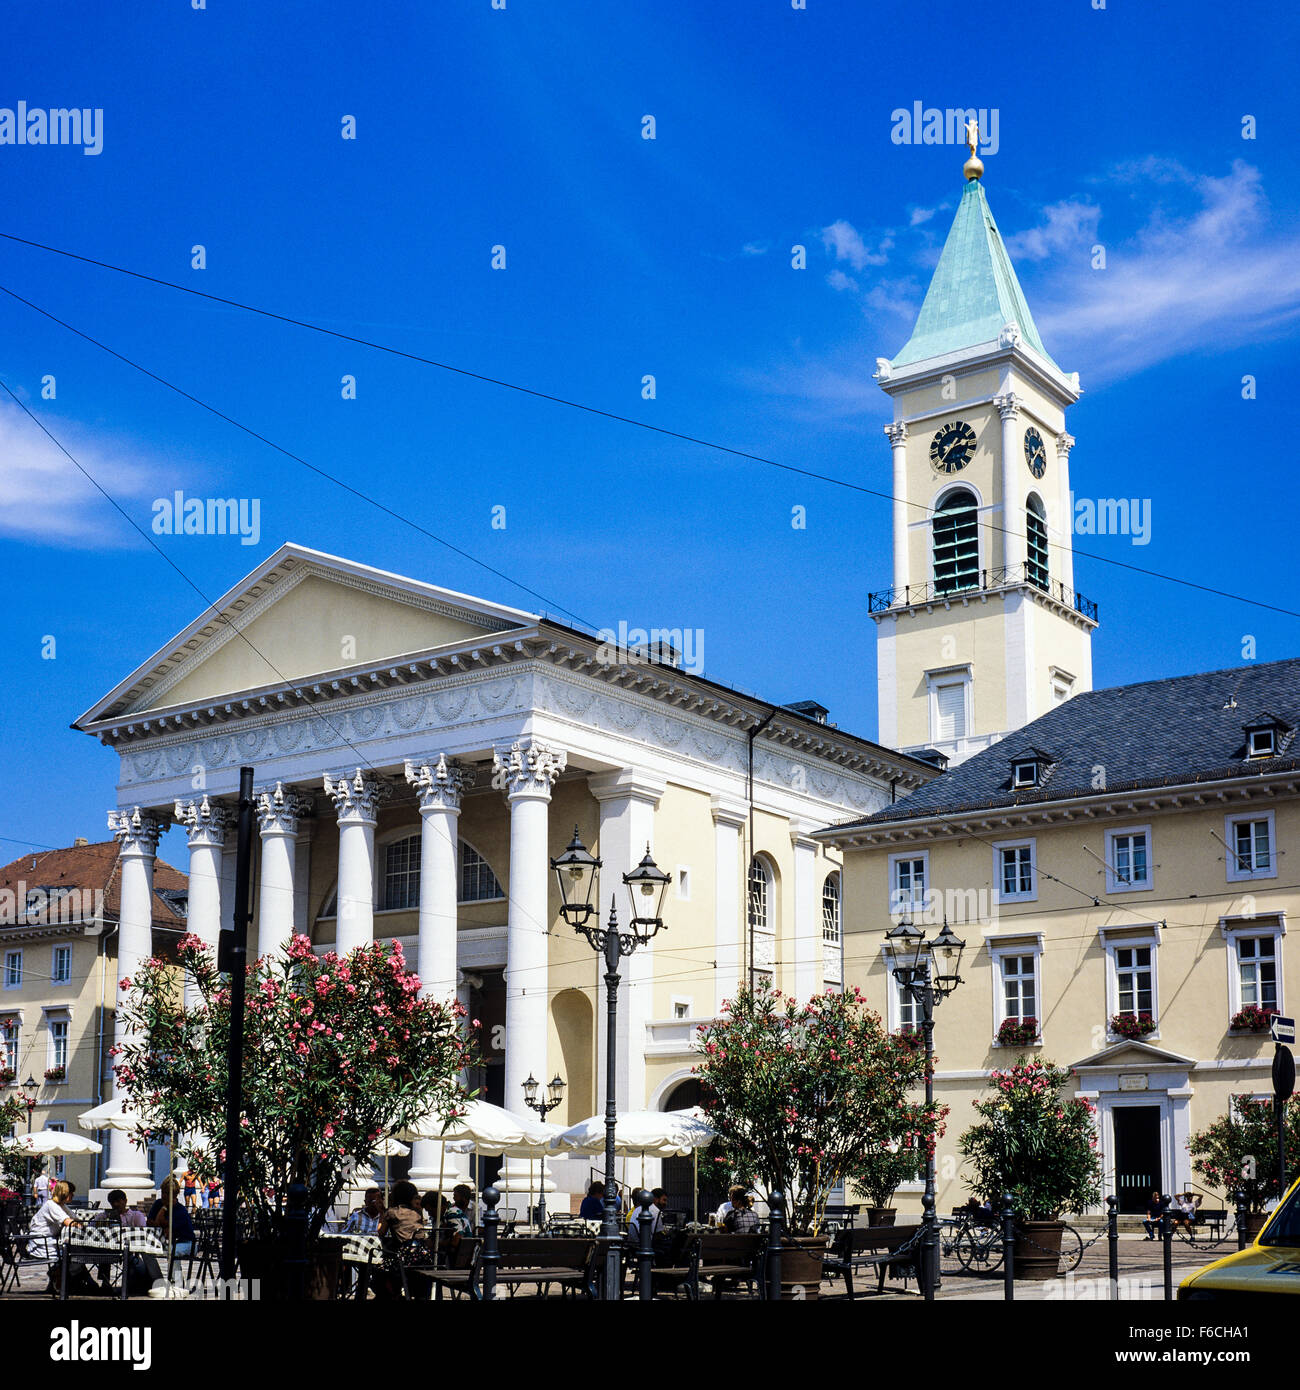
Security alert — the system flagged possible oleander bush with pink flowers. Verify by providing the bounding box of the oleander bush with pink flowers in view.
[112,933,476,1245]
[959,1058,1102,1221]
[1190,1094,1300,1212]
[693,980,945,1234]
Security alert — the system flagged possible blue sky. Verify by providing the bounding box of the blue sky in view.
[2,1,1298,858]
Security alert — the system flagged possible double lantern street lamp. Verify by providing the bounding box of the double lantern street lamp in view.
[520,1071,565,1229]
[884,913,966,1302]
[551,826,671,1301]
[22,1076,37,1200]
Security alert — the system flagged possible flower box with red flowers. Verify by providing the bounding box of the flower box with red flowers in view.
[1229,1005,1278,1035]
[43,1065,66,1083]
[1109,1012,1157,1040]
[996,1017,1040,1047]
[896,1026,925,1050]
[0,1067,14,1087]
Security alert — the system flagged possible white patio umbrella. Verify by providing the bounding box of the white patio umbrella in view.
[395,1101,556,1210]
[7,1128,103,1157]
[78,1095,159,1134]
[370,1136,410,1205]
[551,1110,716,1222]
[445,1120,566,1228]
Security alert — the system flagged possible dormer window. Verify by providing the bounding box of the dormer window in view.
[1248,727,1275,759]
[1008,747,1054,791]
[1242,713,1289,762]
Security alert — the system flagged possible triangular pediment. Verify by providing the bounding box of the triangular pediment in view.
[77,544,539,724]
[1070,1039,1197,1070]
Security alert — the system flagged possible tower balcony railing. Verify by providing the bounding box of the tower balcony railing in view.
[868,564,1099,622]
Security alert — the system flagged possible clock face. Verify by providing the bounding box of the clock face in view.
[929,420,977,474]
[1024,427,1047,479]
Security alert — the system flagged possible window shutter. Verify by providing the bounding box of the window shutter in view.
[936,683,966,740]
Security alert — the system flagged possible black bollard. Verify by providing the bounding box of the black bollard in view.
[1161,1195,1173,1301]
[1106,1195,1119,1301]
[766,1189,784,1301]
[482,1186,501,1302]
[1001,1192,1016,1301]
[283,1176,309,1301]
[636,1188,654,1302]
[1234,1189,1249,1251]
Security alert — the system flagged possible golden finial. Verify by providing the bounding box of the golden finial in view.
[963,117,984,181]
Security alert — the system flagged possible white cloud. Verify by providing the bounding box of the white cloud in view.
[821,219,891,269]
[0,402,167,547]
[826,268,859,293]
[1004,199,1101,261]
[1025,160,1300,378]
[909,203,947,227]
[741,240,770,256]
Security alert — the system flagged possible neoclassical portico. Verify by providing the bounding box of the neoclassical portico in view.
[81,544,934,1201]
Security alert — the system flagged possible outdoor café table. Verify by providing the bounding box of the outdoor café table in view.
[57,1225,167,1300]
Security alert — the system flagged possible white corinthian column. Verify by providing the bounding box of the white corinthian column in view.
[405,754,471,1188]
[493,737,566,1197]
[106,807,165,1192]
[256,783,310,957]
[323,769,381,956]
[172,796,229,1006]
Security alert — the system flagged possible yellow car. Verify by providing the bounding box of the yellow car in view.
[1178,1176,1300,1298]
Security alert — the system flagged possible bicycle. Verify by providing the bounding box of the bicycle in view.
[942,1211,1084,1274]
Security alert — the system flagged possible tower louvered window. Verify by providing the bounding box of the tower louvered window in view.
[933,490,979,594]
[1027,495,1049,589]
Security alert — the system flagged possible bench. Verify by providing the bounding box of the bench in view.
[491,1238,598,1299]
[824,1224,922,1299]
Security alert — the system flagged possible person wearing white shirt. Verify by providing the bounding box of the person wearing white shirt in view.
[629,1188,668,1240]
[714,1184,748,1226]
[33,1171,53,1204]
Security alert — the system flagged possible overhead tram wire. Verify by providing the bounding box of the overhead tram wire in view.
[0,234,1296,620]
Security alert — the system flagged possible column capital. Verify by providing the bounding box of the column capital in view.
[492,738,566,800]
[256,783,312,836]
[173,796,230,848]
[323,768,384,825]
[107,807,164,855]
[883,421,908,446]
[405,753,471,813]
[710,793,749,830]
[993,391,1021,421]
[1056,431,1075,461]
[587,767,666,808]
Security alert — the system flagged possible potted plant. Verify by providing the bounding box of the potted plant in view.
[850,1145,921,1226]
[958,1057,1102,1279]
[694,981,945,1299]
[1190,1095,1300,1239]
[1229,1005,1278,1034]
[0,1067,14,1087]
[114,933,477,1298]
[1110,1012,1157,1040]
[43,1065,66,1083]
[996,1016,1039,1047]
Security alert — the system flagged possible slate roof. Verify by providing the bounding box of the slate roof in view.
[831,657,1300,829]
[892,178,1055,369]
[0,840,187,927]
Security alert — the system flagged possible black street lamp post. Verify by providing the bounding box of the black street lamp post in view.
[521,1071,565,1227]
[885,914,966,1302]
[551,827,670,1301]
[22,1078,36,1201]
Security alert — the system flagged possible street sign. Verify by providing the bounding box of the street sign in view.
[1273,1016,1296,1044]
[1274,1044,1296,1103]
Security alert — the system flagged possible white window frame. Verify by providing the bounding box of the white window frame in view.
[822,872,842,945]
[670,995,693,1020]
[46,1016,69,1073]
[458,839,505,904]
[888,850,930,918]
[1221,915,1286,1020]
[926,667,973,747]
[987,934,1044,1043]
[3,950,21,989]
[48,1121,66,1179]
[1,1014,18,1076]
[1103,825,1153,894]
[1101,924,1161,1037]
[993,839,1038,904]
[1247,727,1276,759]
[1011,761,1038,789]
[50,944,72,986]
[881,944,923,1032]
[1225,810,1277,883]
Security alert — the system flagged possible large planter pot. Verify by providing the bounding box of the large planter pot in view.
[236,1239,339,1300]
[1013,1220,1064,1280]
[865,1207,896,1227]
[778,1236,828,1301]
[1241,1211,1270,1242]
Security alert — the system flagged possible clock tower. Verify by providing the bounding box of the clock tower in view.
[871,144,1097,766]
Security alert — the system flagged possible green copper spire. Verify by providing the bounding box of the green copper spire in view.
[892,178,1054,369]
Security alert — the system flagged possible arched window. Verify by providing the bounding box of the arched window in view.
[933,489,979,595]
[459,842,503,902]
[822,873,841,945]
[377,835,504,910]
[1026,495,1049,590]
[747,857,770,936]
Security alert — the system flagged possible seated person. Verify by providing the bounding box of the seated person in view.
[578,1181,607,1222]
[148,1177,196,1257]
[378,1181,428,1244]
[28,1179,96,1293]
[723,1191,759,1234]
[715,1184,748,1226]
